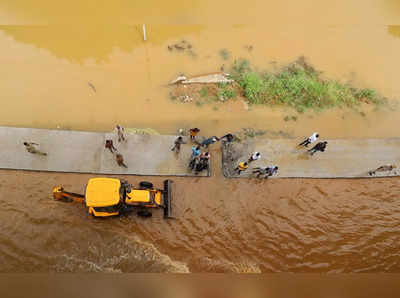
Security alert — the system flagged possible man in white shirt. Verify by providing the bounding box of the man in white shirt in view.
[248,152,261,163]
[298,132,319,148]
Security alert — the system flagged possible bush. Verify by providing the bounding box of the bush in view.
[232,58,386,111]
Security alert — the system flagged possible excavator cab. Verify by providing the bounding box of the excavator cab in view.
[53,178,173,218]
[85,178,122,217]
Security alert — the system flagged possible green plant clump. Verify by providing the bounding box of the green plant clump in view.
[199,87,208,98]
[231,57,386,111]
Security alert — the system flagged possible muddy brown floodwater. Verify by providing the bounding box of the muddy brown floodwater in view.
[1,0,400,272]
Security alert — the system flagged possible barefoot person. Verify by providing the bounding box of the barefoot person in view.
[308,141,328,156]
[368,164,397,176]
[220,133,234,143]
[299,132,319,148]
[201,136,219,148]
[105,139,117,153]
[171,136,186,153]
[116,153,128,168]
[23,142,47,156]
[115,125,126,142]
[253,166,278,178]
[234,161,248,175]
[189,128,200,141]
[248,152,261,163]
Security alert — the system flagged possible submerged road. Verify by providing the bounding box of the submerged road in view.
[223,138,400,178]
[1,126,400,179]
[0,126,209,177]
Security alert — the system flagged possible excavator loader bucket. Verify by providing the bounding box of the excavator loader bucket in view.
[163,180,173,218]
[53,186,85,204]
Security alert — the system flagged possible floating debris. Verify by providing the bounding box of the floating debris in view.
[88,82,96,93]
[170,73,234,85]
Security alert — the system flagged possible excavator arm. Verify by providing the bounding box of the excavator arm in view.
[53,186,85,204]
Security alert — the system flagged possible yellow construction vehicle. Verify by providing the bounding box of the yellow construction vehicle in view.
[53,178,173,218]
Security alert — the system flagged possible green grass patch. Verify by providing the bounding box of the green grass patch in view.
[231,57,387,111]
[199,87,208,98]
[195,100,204,107]
[217,83,236,101]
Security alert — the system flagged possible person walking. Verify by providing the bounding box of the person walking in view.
[189,146,201,170]
[264,166,279,178]
[23,142,47,156]
[116,153,128,168]
[201,136,219,148]
[252,166,268,178]
[368,164,397,176]
[308,141,328,156]
[248,152,261,163]
[298,132,319,148]
[253,166,278,178]
[220,133,234,143]
[191,145,201,158]
[171,136,186,153]
[115,125,126,142]
[189,128,200,141]
[234,161,248,175]
[105,139,117,153]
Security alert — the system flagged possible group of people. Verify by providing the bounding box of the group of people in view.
[104,125,128,168]
[234,151,279,179]
[298,132,328,155]
[23,125,128,169]
[232,132,328,178]
[23,127,396,178]
[171,128,235,175]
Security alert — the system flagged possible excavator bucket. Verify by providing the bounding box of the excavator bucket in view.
[53,186,85,204]
[163,180,173,218]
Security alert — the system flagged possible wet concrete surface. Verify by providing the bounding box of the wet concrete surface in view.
[0,126,209,177]
[222,138,400,178]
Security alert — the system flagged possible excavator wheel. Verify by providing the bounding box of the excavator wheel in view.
[139,181,153,189]
[137,210,152,218]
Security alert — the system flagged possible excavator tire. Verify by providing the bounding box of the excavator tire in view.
[139,181,153,189]
[137,210,152,218]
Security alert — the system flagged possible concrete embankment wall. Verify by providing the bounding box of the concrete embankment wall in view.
[0,127,209,177]
[222,138,400,178]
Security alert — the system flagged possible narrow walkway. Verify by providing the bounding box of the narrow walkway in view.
[222,138,400,178]
[0,127,209,177]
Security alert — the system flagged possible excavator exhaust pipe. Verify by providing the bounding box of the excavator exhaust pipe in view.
[163,180,173,218]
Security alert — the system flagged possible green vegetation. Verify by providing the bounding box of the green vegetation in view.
[195,100,204,107]
[284,115,298,121]
[217,82,236,100]
[231,57,387,112]
[169,92,177,101]
[199,87,208,98]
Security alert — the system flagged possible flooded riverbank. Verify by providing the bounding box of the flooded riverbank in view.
[1,0,400,272]
[0,22,400,137]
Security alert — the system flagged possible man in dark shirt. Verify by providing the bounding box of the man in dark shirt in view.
[308,141,328,156]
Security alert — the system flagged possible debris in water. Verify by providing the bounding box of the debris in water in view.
[88,82,96,93]
[170,76,187,85]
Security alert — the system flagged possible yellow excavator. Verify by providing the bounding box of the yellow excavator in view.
[53,178,173,218]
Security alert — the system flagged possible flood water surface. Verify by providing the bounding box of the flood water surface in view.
[1,1,400,272]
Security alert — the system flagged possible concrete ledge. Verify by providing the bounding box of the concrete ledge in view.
[0,127,209,177]
[222,138,400,178]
